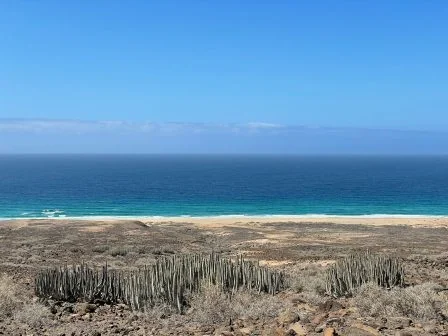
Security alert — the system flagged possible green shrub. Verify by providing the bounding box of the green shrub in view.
[326,251,404,297]
[110,247,128,257]
[35,254,284,312]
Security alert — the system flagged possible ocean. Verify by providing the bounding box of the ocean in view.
[0,154,447,219]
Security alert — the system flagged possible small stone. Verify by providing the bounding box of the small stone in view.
[423,324,437,333]
[344,325,379,336]
[326,317,342,324]
[75,303,97,315]
[386,318,412,330]
[82,313,92,321]
[323,327,336,336]
[318,300,343,313]
[394,331,413,336]
[278,310,300,326]
[238,327,253,336]
[315,324,325,333]
[288,322,307,336]
[353,323,380,335]
[311,313,328,326]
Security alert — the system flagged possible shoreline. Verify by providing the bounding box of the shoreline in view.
[1,214,448,220]
[2,214,448,228]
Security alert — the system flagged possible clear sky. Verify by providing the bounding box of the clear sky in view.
[0,1,447,153]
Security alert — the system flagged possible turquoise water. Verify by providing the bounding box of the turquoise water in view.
[1,155,448,218]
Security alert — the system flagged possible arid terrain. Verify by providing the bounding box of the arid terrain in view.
[0,217,447,335]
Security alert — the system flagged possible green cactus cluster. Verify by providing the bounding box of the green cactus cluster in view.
[35,253,283,312]
[325,251,405,297]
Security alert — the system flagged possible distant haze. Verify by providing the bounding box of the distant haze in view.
[0,119,447,154]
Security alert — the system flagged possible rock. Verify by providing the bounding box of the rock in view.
[290,294,306,304]
[311,313,328,326]
[328,309,348,319]
[288,322,307,336]
[394,331,413,336]
[238,327,253,336]
[75,303,97,315]
[326,317,342,325]
[343,325,379,336]
[82,312,92,321]
[323,328,336,336]
[385,317,412,330]
[422,324,437,333]
[91,332,101,336]
[261,327,282,336]
[315,324,325,333]
[318,300,343,313]
[116,303,129,311]
[278,311,300,326]
[352,323,380,335]
[218,331,234,336]
[62,305,74,314]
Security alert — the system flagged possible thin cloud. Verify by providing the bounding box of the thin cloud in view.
[0,119,446,137]
[0,119,288,135]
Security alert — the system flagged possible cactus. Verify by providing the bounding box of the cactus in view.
[325,251,405,297]
[35,253,284,312]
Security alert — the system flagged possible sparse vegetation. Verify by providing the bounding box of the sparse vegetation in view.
[92,245,109,253]
[289,264,327,305]
[354,282,445,321]
[14,303,53,328]
[150,246,175,255]
[110,247,129,257]
[35,254,284,312]
[188,282,287,325]
[0,274,23,318]
[1,218,447,335]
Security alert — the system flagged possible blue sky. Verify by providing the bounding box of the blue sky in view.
[0,1,447,153]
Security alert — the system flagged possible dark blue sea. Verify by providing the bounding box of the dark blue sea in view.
[1,155,448,218]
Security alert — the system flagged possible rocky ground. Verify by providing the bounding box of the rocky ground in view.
[0,218,447,335]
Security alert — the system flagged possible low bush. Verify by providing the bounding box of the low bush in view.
[0,274,23,318]
[188,282,288,325]
[288,265,327,305]
[110,247,129,257]
[92,245,109,253]
[354,282,445,321]
[14,303,52,328]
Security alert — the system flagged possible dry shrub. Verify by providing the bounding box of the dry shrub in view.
[0,274,23,318]
[354,282,444,321]
[188,283,288,325]
[288,265,327,305]
[110,247,129,257]
[92,245,109,253]
[14,303,52,328]
[231,291,286,320]
[188,283,232,324]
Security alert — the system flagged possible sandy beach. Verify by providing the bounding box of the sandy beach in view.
[141,215,448,228]
[3,215,448,229]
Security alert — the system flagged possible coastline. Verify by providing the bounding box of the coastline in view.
[2,214,448,228]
